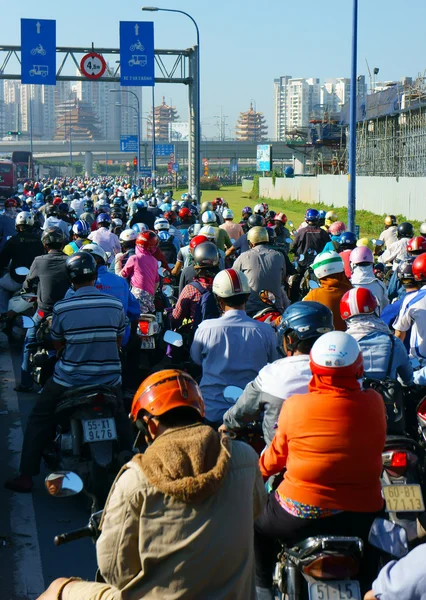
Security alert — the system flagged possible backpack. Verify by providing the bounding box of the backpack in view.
[158,234,177,264]
[189,280,220,331]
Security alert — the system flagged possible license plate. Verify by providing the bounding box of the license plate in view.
[141,336,155,349]
[155,311,163,324]
[309,581,360,600]
[82,418,117,443]
[383,484,425,512]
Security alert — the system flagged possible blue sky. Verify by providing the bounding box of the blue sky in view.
[4,0,426,137]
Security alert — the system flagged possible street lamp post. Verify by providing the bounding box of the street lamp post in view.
[348,0,358,233]
[142,6,200,202]
[115,101,141,182]
[151,86,157,188]
[110,89,142,181]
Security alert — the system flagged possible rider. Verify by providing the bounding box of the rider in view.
[254,331,386,599]
[340,288,412,383]
[129,199,155,231]
[114,229,137,274]
[88,213,121,257]
[0,198,18,252]
[349,246,389,313]
[177,234,215,294]
[292,209,330,268]
[219,208,244,242]
[303,251,352,331]
[379,215,398,249]
[201,210,232,252]
[221,302,334,446]
[63,220,92,255]
[381,222,414,270]
[42,204,70,238]
[191,268,278,428]
[79,198,96,228]
[226,214,265,258]
[338,231,357,278]
[323,221,346,252]
[273,213,291,253]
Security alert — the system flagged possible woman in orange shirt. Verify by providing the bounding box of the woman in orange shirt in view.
[254,331,387,599]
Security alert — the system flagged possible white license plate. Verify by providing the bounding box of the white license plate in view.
[309,581,361,600]
[82,418,117,443]
[155,311,163,324]
[141,336,155,349]
[383,484,425,512]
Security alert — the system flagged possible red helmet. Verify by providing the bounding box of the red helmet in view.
[214,197,223,206]
[164,210,177,224]
[412,253,426,282]
[407,236,426,255]
[178,207,192,220]
[53,197,62,206]
[136,231,159,249]
[5,198,17,208]
[340,288,378,321]
[189,234,208,251]
[274,212,287,224]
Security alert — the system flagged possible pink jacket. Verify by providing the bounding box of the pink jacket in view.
[120,246,159,294]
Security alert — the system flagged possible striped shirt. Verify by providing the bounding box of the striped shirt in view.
[51,286,125,387]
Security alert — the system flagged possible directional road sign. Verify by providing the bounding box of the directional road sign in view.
[139,167,152,177]
[119,21,155,87]
[21,19,56,85]
[120,135,139,153]
[172,163,179,173]
[155,144,174,157]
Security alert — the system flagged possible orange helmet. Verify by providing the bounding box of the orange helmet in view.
[130,369,205,423]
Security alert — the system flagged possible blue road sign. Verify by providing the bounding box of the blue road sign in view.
[120,135,139,152]
[120,22,155,87]
[172,163,179,172]
[139,167,152,177]
[21,19,56,86]
[155,144,174,157]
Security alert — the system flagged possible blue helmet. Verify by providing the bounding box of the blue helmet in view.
[132,222,148,234]
[35,192,44,203]
[97,213,111,225]
[277,301,334,356]
[305,208,320,224]
[72,219,90,238]
[135,199,147,209]
[318,210,327,219]
[339,231,357,249]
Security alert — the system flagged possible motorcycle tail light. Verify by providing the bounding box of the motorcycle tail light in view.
[391,451,407,469]
[302,555,359,580]
[139,320,150,335]
[91,393,105,411]
[383,450,414,477]
[417,398,426,422]
[163,278,172,284]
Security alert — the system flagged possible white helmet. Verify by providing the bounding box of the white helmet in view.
[202,210,216,224]
[16,211,34,227]
[213,269,251,298]
[25,197,33,204]
[310,331,363,378]
[119,229,137,242]
[420,222,426,236]
[81,243,107,263]
[254,203,265,215]
[199,225,217,242]
[154,217,170,231]
[112,218,123,227]
[312,251,344,279]
[222,208,234,220]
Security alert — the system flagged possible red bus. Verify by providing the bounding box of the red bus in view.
[11,151,34,181]
[0,160,17,198]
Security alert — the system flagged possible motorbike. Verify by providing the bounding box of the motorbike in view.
[0,266,34,341]
[223,386,265,454]
[253,290,282,327]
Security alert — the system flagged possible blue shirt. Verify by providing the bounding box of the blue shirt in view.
[381,293,416,353]
[51,286,125,388]
[373,545,426,600]
[190,309,278,422]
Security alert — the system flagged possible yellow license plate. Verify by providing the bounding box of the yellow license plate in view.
[383,484,425,512]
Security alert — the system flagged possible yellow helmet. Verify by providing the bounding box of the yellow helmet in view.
[356,237,374,251]
[247,226,269,245]
[325,210,338,225]
[384,215,397,227]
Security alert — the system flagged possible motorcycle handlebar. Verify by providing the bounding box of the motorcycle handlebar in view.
[54,525,93,546]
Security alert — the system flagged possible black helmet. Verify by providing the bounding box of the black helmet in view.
[193,241,220,269]
[41,226,66,248]
[247,214,265,229]
[398,222,414,239]
[58,203,69,214]
[277,301,334,355]
[65,252,97,284]
[46,205,58,217]
[397,257,416,283]
[266,226,276,243]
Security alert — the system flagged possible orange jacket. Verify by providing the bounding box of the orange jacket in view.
[259,372,386,513]
[303,272,352,331]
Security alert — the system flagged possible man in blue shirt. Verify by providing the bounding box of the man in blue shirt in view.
[191,268,278,427]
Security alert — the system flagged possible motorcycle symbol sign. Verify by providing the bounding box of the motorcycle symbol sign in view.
[128,55,147,67]
[130,40,145,52]
[31,44,46,55]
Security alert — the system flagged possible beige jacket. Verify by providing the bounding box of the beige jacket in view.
[66,424,266,600]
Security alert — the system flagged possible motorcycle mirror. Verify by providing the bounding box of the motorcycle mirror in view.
[21,316,35,329]
[288,221,294,228]
[162,285,173,298]
[259,289,276,305]
[309,281,319,289]
[15,267,30,276]
[157,260,162,267]
[168,263,175,269]
[368,518,409,558]
[285,238,292,244]
[163,330,183,347]
[298,254,305,262]
[158,267,167,277]
[224,386,243,403]
[375,239,384,247]
[45,471,84,498]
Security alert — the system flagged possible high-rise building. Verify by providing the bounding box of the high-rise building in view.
[3,81,58,139]
[321,77,367,113]
[274,76,292,141]
[235,102,268,142]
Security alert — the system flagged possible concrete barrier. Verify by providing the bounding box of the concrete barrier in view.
[258,175,426,221]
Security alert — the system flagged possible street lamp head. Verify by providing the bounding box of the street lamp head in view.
[109,89,119,93]
[141,6,159,11]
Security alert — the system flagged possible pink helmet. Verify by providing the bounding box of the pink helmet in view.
[329,221,346,236]
[350,246,374,265]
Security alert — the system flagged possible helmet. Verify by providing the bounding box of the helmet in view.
[274,213,287,224]
[373,263,385,280]
[278,301,334,354]
[188,223,202,239]
[247,214,264,228]
[193,242,219,269]
[112,218,123,228]
[46,204,58,217]
[265,210,276,223]
[407,236,426,255]
[65,252,97,284]
[135,231,159,250]
[41,227,66,247]
[384,215,397,227]
[305,208,320,224]
[81,243,107,263]
[135,199,147,209]
[356,237,374,251]
[201,210,216,224]
[397,257,416,283]
[242,206,252,217]
[189,234,208,251]
[132,222,148,234]
[213,268,250,298]
[340,288,378,320]
[97,213,111,225]
[247,226,269,245]
[312,251,344,279]
[5,198,17,209]
[318,210,327,220]
[199,225,217,242]
[253,203,265,215]
[328,221,346,236]
[84,199,94,211]
[412,253,426,282]
[15,211,34,227]
[201,201,213,213]
[310,331,364,379]
[222,208,234,220]
[164,211,177,224]
[154,218,170,231]
[58,203,69,214]
[52,197,62,206]
[26,196,33,204]
[72,220,90,237]
[113,197,122,206]
[130,369,204,422]
[325,210,338,223]
[35,192,44,203]
[350,246,374,265]
[120,229,137,244]
[149,197,158,207]
[179,207,192,220]
[339,231,357,250]
[266,227,276,242]
[420,223,426,237]
[214,197,224,206]
[398,222,414,239]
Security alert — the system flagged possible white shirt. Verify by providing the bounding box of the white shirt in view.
[42,216,70,238]
[381,238,409,270]
[393,285,426,360]
[379,226,398,249]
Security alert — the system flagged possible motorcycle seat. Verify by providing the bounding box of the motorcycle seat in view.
[384,435,419,450]
[61,385,117,399]
[284,536,363,559]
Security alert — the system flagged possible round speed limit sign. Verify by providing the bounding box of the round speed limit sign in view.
[80,52,107,79]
